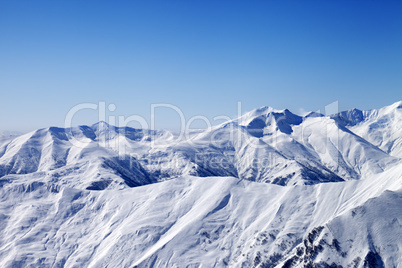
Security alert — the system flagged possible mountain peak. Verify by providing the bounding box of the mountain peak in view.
[304,111,324,118]
[254,105,282,114]
[331,108,364,127]
[235,106,303,136]
[92,121,110,127]
[243,106,283,120]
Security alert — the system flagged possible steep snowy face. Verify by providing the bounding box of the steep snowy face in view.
[332,101,402,157]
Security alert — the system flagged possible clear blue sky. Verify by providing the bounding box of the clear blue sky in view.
[1,0,401,131]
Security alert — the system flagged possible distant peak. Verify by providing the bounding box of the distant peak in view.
[238,106,282,125]
[98,121,110,126]
[236,105,303,136]
[92,121,111,128]
[331,108,364,127]
[252,105,283,115]
[304,111,324,118]
[248,106,302,119]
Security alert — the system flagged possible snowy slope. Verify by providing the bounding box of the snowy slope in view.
[279,187,402,267]
[0,102,401,267]
[0,162,400,267]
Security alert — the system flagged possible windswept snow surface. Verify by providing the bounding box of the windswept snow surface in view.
[0,102,401,267]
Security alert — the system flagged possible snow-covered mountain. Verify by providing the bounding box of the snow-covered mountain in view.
[332,101,402,158]
[1,103,399,188]
[0,102,401,267]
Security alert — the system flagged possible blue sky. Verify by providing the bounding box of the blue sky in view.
[1,0,401,131]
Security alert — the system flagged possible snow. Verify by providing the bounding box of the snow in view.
[0,102,401,267]
[1,102,400,187]
[347,101,402,158]
[0,163,400,267]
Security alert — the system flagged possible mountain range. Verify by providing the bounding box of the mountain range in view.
[0,101,401,267]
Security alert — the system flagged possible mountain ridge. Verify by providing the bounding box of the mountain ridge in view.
[0,102,400,189]
[0,101,401,267]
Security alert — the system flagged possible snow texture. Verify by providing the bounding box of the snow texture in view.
[0,101,401,267]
